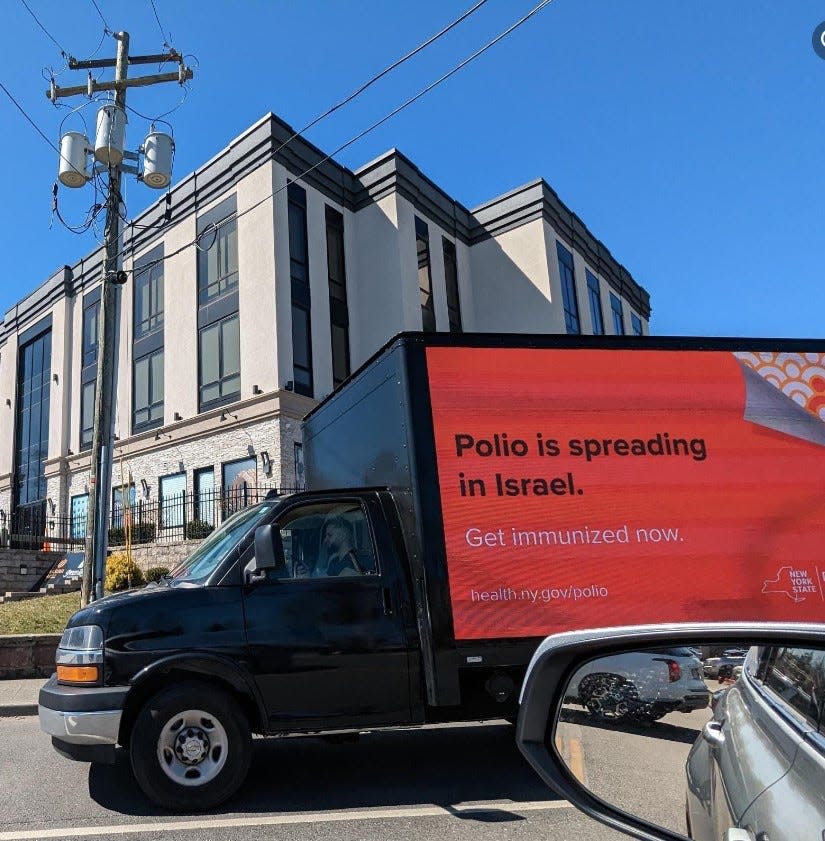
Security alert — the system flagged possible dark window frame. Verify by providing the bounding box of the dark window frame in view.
[13,324,52,509]
[289,183,314,397]
[556,242,581,335]
[610,292,625,335]
[132,347,164,433]
[631,312,644,336]
[158,470,187,530]
[442,238,462,334]
[197,196,239,306]
[196,197,240,413]
[585,270,605,335]
[198,312,241,412]
[193,466,216,525]
[133,247,165,339]
[132,246,165,433]
[80,289,100,451]
[326,205,351,388]
[416,217,436,332]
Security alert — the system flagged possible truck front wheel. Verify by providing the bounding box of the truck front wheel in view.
[130,682,251,811]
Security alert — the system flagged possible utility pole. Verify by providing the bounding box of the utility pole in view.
[47,32,193,606]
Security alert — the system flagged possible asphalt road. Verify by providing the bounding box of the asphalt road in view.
[565,705,712,835]
[0,715,663,841]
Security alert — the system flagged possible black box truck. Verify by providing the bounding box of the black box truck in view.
[38,332,825,809]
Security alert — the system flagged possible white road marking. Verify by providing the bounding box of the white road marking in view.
[0,800,572,839]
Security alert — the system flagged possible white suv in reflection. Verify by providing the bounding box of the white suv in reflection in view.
[566,647,710,724]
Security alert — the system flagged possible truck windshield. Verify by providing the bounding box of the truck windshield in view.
[168,501,276,583]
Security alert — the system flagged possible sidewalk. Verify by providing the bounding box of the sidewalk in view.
[0,677,44,717]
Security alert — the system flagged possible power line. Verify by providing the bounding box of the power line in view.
[272,0,489,160]
[0,81,107,237]
[128,0,555,274]
[0,79,64,158]
[89,0,112,34]
[148,0,172,48]
[19,0,71,59]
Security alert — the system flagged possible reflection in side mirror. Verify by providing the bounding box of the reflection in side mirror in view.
[517,625,825,841]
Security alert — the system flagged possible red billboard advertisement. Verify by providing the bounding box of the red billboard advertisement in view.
[426,346,825,640]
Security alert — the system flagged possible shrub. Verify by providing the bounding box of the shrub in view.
[145,566,170,583]
[105,551,145,592]
[185,519,214,540]
[108,522,157,546]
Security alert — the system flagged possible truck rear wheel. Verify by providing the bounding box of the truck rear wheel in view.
[130,682,251,811]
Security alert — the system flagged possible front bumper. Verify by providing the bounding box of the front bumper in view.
[38,675,129,764]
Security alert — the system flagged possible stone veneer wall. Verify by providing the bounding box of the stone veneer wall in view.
[63,417,297,513]
[120,540,203,573]
[0,549,61,593]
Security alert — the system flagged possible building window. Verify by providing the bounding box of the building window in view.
[326,206,350,388]
[159,472,186,530]
[294,442,305,490]
[556,242,580,335]
[80,381,95,453]
[289,183,313,397]
[585,270,605,335]
[14,323,52,515]
[222,456,257,516]
[416,217,435,331]
[82,295,99,368]
[197,198,238,305]
[133,246,164,432]
[70,493,88,540]
[80,289,100,450]
[610,292,625,335]
[133,349,164,430]
[631,312,643,336]
[199,314,240,409]
[194,466,216,526]
[443,238,462,333]
[197,197,240,413]
[134,259,164,338]
[112,482,136,530]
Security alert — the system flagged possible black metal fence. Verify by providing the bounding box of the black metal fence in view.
[6,486,300,550]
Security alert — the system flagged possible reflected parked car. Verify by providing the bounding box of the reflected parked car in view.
[565,647,710,723]
[702,649,747,680]
[686,646,825,840]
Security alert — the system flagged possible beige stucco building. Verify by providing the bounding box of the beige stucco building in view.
[0,113,650,545]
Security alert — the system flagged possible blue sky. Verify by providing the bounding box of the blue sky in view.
[1,1,823,337]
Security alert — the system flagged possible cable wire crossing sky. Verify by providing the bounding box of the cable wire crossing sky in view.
[1,1,824,338]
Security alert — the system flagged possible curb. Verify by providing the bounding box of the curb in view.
[0,703,38,718]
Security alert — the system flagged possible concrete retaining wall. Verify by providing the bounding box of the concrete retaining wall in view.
[0,634,61,679]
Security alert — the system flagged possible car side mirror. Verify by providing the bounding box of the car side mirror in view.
[516,622,825,841]
[248,524,285,581]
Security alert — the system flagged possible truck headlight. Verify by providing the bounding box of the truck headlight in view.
[56,625,104,685]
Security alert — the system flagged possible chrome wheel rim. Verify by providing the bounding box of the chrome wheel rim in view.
[156,708,229,786]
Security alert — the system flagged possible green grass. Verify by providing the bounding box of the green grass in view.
[0,592,81,635]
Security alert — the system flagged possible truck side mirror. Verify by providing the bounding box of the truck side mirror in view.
[250,524,285,576]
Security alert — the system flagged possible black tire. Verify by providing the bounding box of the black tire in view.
[578,673,639,724]
[130,681,251,811]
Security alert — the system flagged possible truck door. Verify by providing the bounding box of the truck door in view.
[243,496,414,731]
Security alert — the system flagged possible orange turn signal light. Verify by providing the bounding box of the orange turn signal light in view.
[56,665,100,684]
